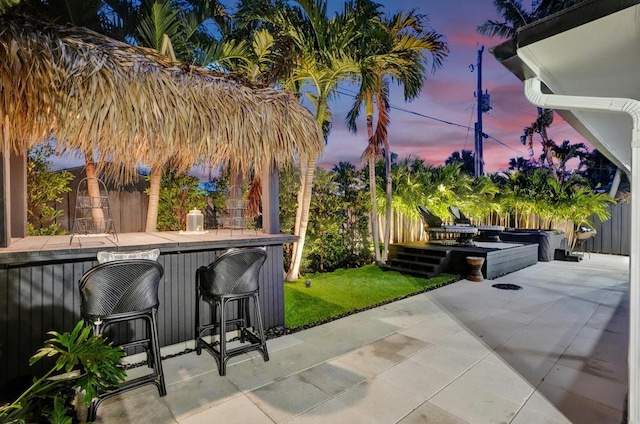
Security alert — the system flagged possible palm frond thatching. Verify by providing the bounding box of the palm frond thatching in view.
[0,13,323,182]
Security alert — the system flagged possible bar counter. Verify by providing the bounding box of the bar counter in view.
[0,230,295,386]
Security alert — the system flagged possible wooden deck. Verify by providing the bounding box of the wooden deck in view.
[389,240,539,280]
[0,230,295,386]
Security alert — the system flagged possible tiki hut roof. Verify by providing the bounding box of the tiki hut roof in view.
[0,13,323,181]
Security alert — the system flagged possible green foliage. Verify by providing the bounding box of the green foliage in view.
[150,169,207,231]
[27,145,73,236]
[284,265,456,329]
[0,0,20,13]
[0,321,126,424]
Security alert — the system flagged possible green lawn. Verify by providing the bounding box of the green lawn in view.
[284,265,457,329]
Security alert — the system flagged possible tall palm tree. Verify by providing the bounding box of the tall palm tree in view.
[250,0,364,280]
[477,0,583,38]
[14,0,117,229]
[112,0,227,231]
[478,0,584,175]
[347,7,447,262]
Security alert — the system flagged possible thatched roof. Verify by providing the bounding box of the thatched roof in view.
[0,13,323,180]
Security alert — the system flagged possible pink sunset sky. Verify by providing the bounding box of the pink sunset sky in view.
[46,0,587,177]
[318,0,587,173]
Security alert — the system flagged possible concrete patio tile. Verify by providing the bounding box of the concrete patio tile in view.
[287,324,333,343]
[466,315,527,349]
[437,330,493,360]
[395,297,447,316]
[178,395,274,424]
[224,356,292,392]
[543,363,628,411]
[585,305,629,335]
[455,358,535,404]
[303,331,366,357]
[410,343,481,377]
[537,381,625,424]
[518,388,572,423]
[396,401,470,424]
[432,294,508,315]
[265,334,303,353]
[339,317,400,344]
[369,332,430,357]
[378,358,456,401]
[559,336,628,383]
[505,298,555,316]
[161,351,220,385]
[270,342,332,374]
[429,377,521,424]
[335,342,406,375]
[421,311,468,332]
[507,316,583,348]
[441,306,490,327]
[491,344,557,385]
[163,373,241,420]
[286,397,371,424]
[332,376,424,424]
[96,389,176,424]
[376,307,431,328]
[488,308,537,325]
[245,374,331,423]
[297,359,373,396]
[538,298,599,324]
[398,320,459,344]
[511,399,571,424]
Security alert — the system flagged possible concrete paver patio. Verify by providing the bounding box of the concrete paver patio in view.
[93,253,629,424]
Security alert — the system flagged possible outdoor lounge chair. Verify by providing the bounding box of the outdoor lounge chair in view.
[447,205,472,225]
[417,206,478,246]
[447,205,505,242]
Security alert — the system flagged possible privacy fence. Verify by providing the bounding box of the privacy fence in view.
[378,202,630,256]
[56,187,630,256]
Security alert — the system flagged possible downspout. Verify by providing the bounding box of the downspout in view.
[525,77,640,423]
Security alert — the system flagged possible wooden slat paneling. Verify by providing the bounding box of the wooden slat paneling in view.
[0,244,286,386]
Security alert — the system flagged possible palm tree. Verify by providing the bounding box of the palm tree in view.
[111,0,227,231]
[347,7,447,262]
[14,0,117,229]
[248,0,365,280]
[479,0,584,175]
[477,0,583,38]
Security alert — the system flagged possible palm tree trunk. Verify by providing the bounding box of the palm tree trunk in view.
[288,160,307,274]
[286,156,316,281]
[382,147,392,262]
[84,155,105,232]
[145,166,162,232]
[366,111,381,263]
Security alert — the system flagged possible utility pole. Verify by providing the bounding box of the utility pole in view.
[473,46,491,176]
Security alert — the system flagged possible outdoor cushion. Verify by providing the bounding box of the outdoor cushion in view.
[97,248,160,264]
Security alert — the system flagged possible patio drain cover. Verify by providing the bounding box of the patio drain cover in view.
[492,283,522,290]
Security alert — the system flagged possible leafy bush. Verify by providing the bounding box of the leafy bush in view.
[0,321,126,423]
[27,146,73,236]
[150,169,207,231]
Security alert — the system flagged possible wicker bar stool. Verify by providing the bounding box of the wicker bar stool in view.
[195,247,269,376]
[78,259,166,421]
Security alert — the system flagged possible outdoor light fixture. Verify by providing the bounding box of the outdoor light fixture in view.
[305,279,311,288]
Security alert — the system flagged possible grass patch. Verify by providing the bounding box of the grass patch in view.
[284,265,457,329]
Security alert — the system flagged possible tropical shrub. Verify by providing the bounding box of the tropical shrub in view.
[150,169,207,231]
[0,321,126,424]
[27,145,73,236]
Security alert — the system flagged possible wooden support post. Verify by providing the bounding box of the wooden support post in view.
[261,162,279,234]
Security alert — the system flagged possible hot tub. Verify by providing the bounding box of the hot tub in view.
[499,229,567,262]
